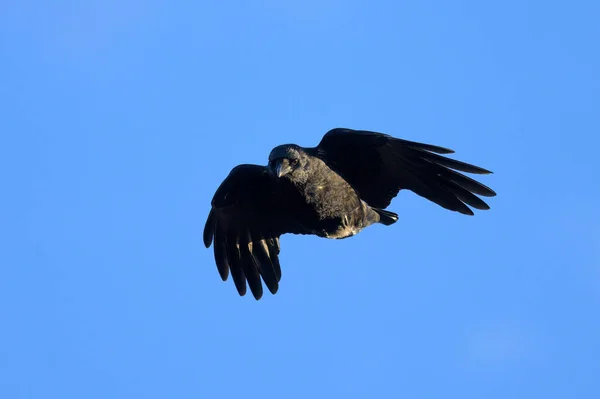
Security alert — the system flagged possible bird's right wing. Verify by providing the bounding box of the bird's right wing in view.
[203,164,304,300]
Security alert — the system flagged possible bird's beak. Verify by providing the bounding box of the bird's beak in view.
[273,159,291,178]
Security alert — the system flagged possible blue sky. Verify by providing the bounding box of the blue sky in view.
[2,1,599,398]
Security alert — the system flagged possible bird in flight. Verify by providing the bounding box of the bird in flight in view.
[203,128,496,300]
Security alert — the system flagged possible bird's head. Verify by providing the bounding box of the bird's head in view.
[268,145,310,182]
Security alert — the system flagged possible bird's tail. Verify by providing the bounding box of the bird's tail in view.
[373,208,398,226]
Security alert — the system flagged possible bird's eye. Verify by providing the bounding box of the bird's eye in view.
[291,159,299,166]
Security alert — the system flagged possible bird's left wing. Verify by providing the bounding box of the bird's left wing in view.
[311,128,496,215]
[203,164,303,300]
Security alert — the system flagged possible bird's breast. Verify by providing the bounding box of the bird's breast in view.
[298,164,366,238]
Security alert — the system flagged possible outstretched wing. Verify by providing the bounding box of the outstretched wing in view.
[311,128,496,215]
[203,164,305,300]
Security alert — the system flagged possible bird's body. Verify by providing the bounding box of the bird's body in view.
[273,148,381,239]
[203,128,496,300]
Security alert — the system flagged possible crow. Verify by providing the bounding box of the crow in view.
[203,128,496,300]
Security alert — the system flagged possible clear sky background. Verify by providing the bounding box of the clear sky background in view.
[1,1,599,398]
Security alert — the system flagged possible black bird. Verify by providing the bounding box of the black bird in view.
[203,128,496,300]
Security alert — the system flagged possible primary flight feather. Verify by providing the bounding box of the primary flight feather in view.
[203,128,496,300]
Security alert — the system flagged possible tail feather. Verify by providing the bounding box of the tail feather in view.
[374,208,398,226]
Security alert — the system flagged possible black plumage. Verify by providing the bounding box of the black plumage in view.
[203,128,496,300]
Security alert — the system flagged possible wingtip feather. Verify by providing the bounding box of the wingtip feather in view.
[203,209,215,248]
